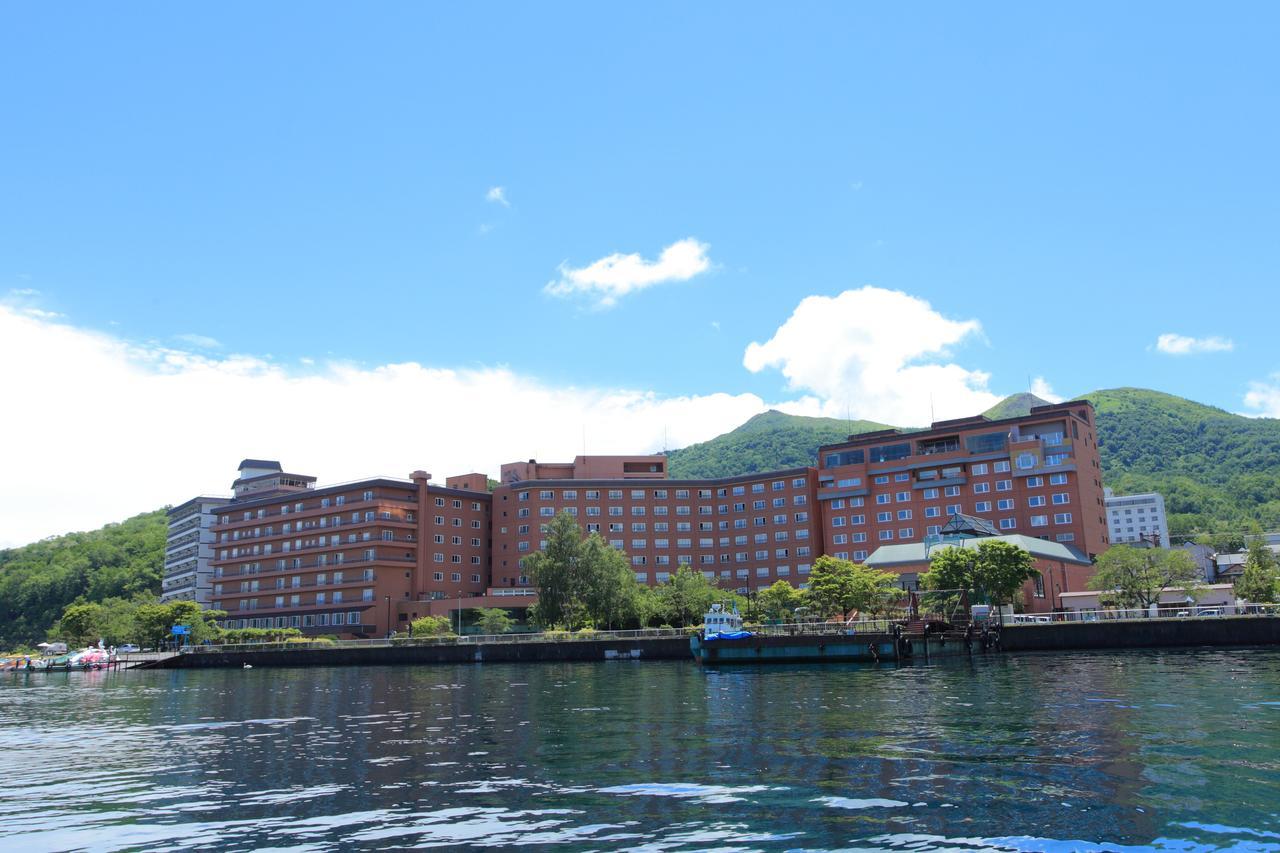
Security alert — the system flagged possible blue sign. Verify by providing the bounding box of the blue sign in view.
[171,625,190,636]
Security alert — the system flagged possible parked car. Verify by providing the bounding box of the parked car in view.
[118,643,141,653]
[1195,608,1222,617]
[1175,610,1191,617]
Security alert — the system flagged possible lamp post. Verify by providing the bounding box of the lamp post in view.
[384,595,391,637]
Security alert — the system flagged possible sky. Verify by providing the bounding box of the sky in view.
[1,3,1278,547]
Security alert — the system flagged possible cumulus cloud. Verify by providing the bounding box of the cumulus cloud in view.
[1030,376,1064,404]
[0,306,789,547]
[1155,333,1234,355]
[486,186,510,207]
[743,286,1001,425]
[1243,376,1280,417]
[545,238,711,308]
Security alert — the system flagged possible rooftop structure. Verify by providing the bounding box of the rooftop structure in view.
[1104,489,1169,547]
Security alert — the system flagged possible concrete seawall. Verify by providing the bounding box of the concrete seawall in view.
[1001,615,1280,651]
[153,636,692,668]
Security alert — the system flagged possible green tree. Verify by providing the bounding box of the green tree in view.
[524,512,589,629]
[578,533,641,629]
[921,541,1039,608]
[653,565,723,628]
[56,603,109,646]
[756,580,805,622]
[1088,545,1203,609]
[1236,540,1280,604]
[472,607,515,635]
[409,615,454,637]
[807,556,899,620]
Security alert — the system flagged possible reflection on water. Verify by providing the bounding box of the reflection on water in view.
[1,649,1277,851]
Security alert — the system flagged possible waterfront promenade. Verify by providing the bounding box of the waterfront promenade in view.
[141,614,1280,669]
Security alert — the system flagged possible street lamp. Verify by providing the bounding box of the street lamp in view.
[384,595,391,637]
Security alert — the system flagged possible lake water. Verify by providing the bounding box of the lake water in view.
[1,649,1277,852]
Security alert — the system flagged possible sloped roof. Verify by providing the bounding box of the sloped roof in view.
[939,512,1000,537]
[865,534,1092,568]
[238,459,282,471]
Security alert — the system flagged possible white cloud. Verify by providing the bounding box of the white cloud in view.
[1030,376,1064,404]
[743,286,1001,425]
[485,186,510,207]
[0,306,785,548]
[9,288,39,296]
[545,238,711,308]
[174,333,221,349]
[1243,376,1280,417]
[1155,333,1234,355]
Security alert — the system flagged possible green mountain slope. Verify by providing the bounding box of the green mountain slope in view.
[982,392,1051,420]
[1079,388,1280,536]
[0,509,167,648]
[666,410,896,478]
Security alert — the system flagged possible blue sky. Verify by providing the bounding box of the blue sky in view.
[1,3,1278,543]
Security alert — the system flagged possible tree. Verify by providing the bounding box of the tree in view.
[653,566,723,628]
[472,607,515,635]
[410,615,454,637]
[1088,545,1203,609]
[56,603,108,646]
[578,533,641,629]
[524,512,589,629]
[807,556,899,620]
[757,580,805,622]
[1236,540,1280,604]
[921,542,1039,608]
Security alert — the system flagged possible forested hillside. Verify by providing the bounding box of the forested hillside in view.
[666,410,895,478]
[1082,388,1280,538]
[0,509,167,648]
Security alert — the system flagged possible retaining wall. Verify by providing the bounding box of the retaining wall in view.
[1000,616,1280,651]
[153,636,691,668]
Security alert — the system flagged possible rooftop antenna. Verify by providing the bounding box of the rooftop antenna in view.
[930,393,935,424]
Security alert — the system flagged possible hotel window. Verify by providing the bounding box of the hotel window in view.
[996,480,1012,492]
[899,528,913,539]
[1055,532,1076,542]
[895,491,910,503]
[336,496,345,506]
[609,507,624,517]
[831,516,846,527]
[924,506,941,518]
[585,490,600,500]
[851,514,865,525]
[925,526,940,536]
[999,518,1016,530]
[850,497,865,507]
[833,533,848,544]
[877,511,891,523]
[923,488,940,500]
[852,532,867,543]
[997,499,1014,511]
[675,489,689,499]
[946,504,962,514]
[586,507,601,517]
[608,490,623,500]
[878,530,894,541]
[435,497,446,507]
[874,475,889,485]
[1049,473,1069,485]
[518,491,529,501]
[361,492,373,502]
[944,486,961,497]
[1030,515,1049,527]
[876,494,891,505]
[897,509,912,520]
[634,572,649,583]
[975,501,992,513]
[971,464,988,476]
[994,461,1011,473]
[1052,493,1070,505]
[1033,575,1046,597]
[771,497,784,508]
[1028,495,1046,507]
[1017,453,1037,469]
[973,482,990,494]
[1054,513,1073,524]
[1045,453,1069,466]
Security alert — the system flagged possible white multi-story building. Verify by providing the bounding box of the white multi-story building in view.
[1105,489,1169,547]
[162,496,228,606]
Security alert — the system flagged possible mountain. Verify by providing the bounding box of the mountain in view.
[0,509,167,649]
[982,392,1051,420]
[1079,388,1280,536]
[668,389,1280,540]
[665,410,897,478]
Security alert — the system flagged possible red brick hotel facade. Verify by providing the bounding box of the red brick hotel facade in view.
[207,401,1109,637]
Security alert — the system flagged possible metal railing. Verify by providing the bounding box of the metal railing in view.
[1027,604,1280,623]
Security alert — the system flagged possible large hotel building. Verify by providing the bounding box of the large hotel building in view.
[196,401,1109,637]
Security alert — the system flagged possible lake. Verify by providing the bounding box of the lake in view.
[1,648,1277,851]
